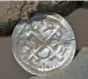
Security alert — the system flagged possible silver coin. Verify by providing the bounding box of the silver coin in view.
[12,13,76,76]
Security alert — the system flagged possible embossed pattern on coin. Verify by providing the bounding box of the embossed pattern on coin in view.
[12,13,76,76]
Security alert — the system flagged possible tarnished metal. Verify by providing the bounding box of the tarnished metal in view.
[12,13,76,76]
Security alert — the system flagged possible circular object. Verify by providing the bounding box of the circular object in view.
[12,13,76,76]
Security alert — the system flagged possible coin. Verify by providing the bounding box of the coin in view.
[12,13,76,76]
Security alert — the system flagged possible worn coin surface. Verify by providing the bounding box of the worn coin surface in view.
[12,13,76,76]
